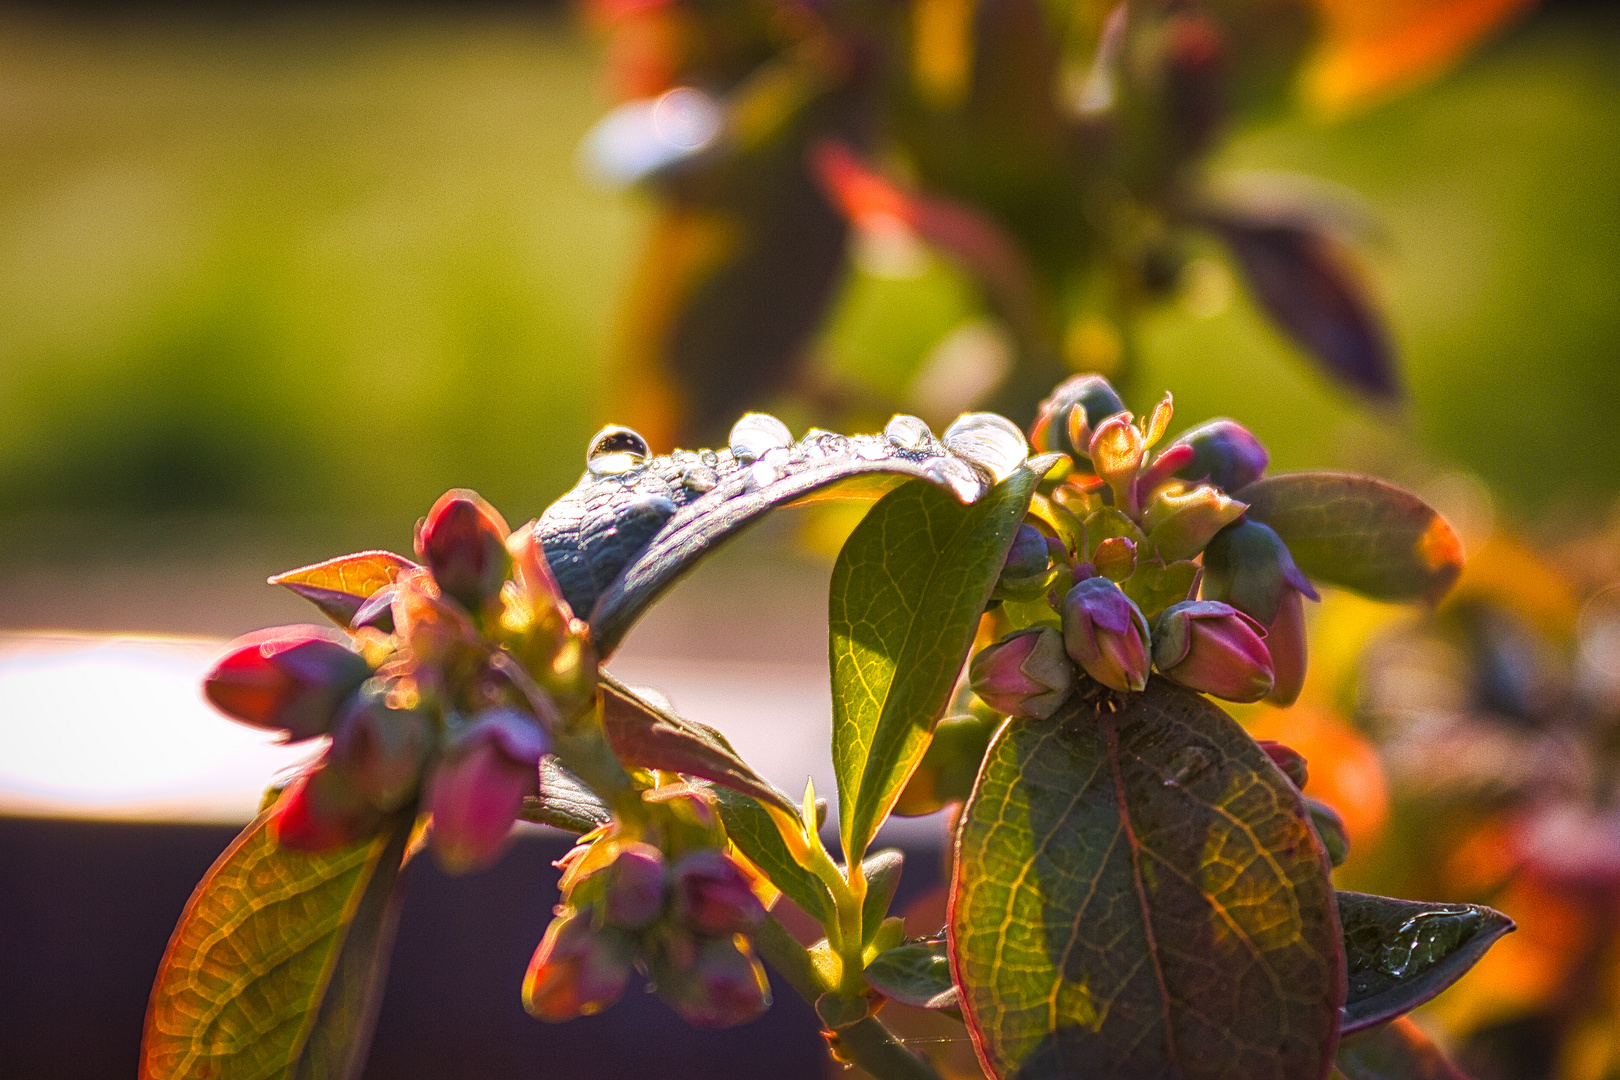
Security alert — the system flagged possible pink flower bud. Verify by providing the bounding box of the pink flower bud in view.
[672,848,766,935]
[203,625,371,742]
[659,933,772,1029]
[522,912,634,1022]
[1152,600,1274,703]
[1257,740,1308,789]
[415,489,511,614]
[969,627,1076,718]
[427,707,548,874]
[603,842,667,929]
[329,682,430,811]
[1263,582,1310,707]
[1202,520,1318,706]
[272,763,379,852]
[1061,577,1151,693]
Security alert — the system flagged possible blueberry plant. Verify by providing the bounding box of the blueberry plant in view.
[143,374,1510,1080]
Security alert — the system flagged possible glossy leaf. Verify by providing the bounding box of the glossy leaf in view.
[599,673,798,818]
[537,419,1051,653]
[1339,891,1514,1035]
[1335,1017,1469,1080]
[710,785,834,925]
[1238,473,1464,604]
[1208,212,1398,401]
[950,679,1343,1080]
[268,551,418,628]
[830,466,1043,864]
[520,757,612,834]
[864,938,959,1010]
[141,806,412,1080]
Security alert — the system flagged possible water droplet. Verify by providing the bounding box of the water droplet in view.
[884,414,934,451]
[800,428,849,457]
[1162,745,1213,787]
[729,413,793,463]
[943,413,1028,484]
[681,464,719,493]
[924,456,984,503]
[852,435,891,461]
[587,425,651,477]
[746,460,779,491]
[699,449,720,467]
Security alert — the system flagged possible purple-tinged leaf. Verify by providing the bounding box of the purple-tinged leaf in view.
[1207,211,1398,400]
[1336,1017,1470,1080]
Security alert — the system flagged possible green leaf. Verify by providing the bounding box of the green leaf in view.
[268,550,418,628]
[864,938,959,1010]
[1339,891,1514,1035]
[1118,557,1201,619]
[950,679,1343,1080]
[830,466,1043,864]
[520,757,612,834]
[1237,473,1463,604]
[711,785,835,925]
[599,673,799,818]
[141,808,412,1080]
[860,849,905,946]
[1335,1017,1469,1080]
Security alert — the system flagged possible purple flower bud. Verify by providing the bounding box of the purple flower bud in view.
[203,625,371,742]
[1170,419,1270,493]
[415,489,511,613]
[969,627,1076,718]
[658,933,772,1029]
[272,762,379,852]
[1029,374,1126,459]
[428,707,549,874]
[522,911,634,1022]
[1061,577,1151,693]
[1257,740,1309,790]
[350,585,398,633]
[1202,520,1318,706]
[329,682,430,812]
[1152,600,1274,703]
[603,842,667,929]
[994,524,1052,601]
[673,848,766,935]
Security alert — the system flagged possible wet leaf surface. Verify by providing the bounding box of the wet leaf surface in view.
[1238,472,1463,604]
[1338,891,1514,1035]
[830,467,1042,864]
[142,806,412,1080]
[950,679,1343,1080]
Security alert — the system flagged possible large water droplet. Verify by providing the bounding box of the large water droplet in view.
[943,413,1028,484]
[924,456,984,503]
[587,425,650,477]
[729,413,793,463]
[884,414,934,452]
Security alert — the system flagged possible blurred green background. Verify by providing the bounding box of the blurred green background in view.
[0,2,1615,610]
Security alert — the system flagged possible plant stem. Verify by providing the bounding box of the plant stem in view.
[751,913,828,1002]
[834,1016,947,1080]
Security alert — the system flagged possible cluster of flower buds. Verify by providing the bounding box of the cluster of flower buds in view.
[967,375,1321,717]
[202,488,595,873]
[523,785,772,1028]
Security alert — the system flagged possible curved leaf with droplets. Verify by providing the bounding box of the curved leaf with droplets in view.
[1338,891,1513,1035]
[537,414,1053,654]
[950,679,1343,1080]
